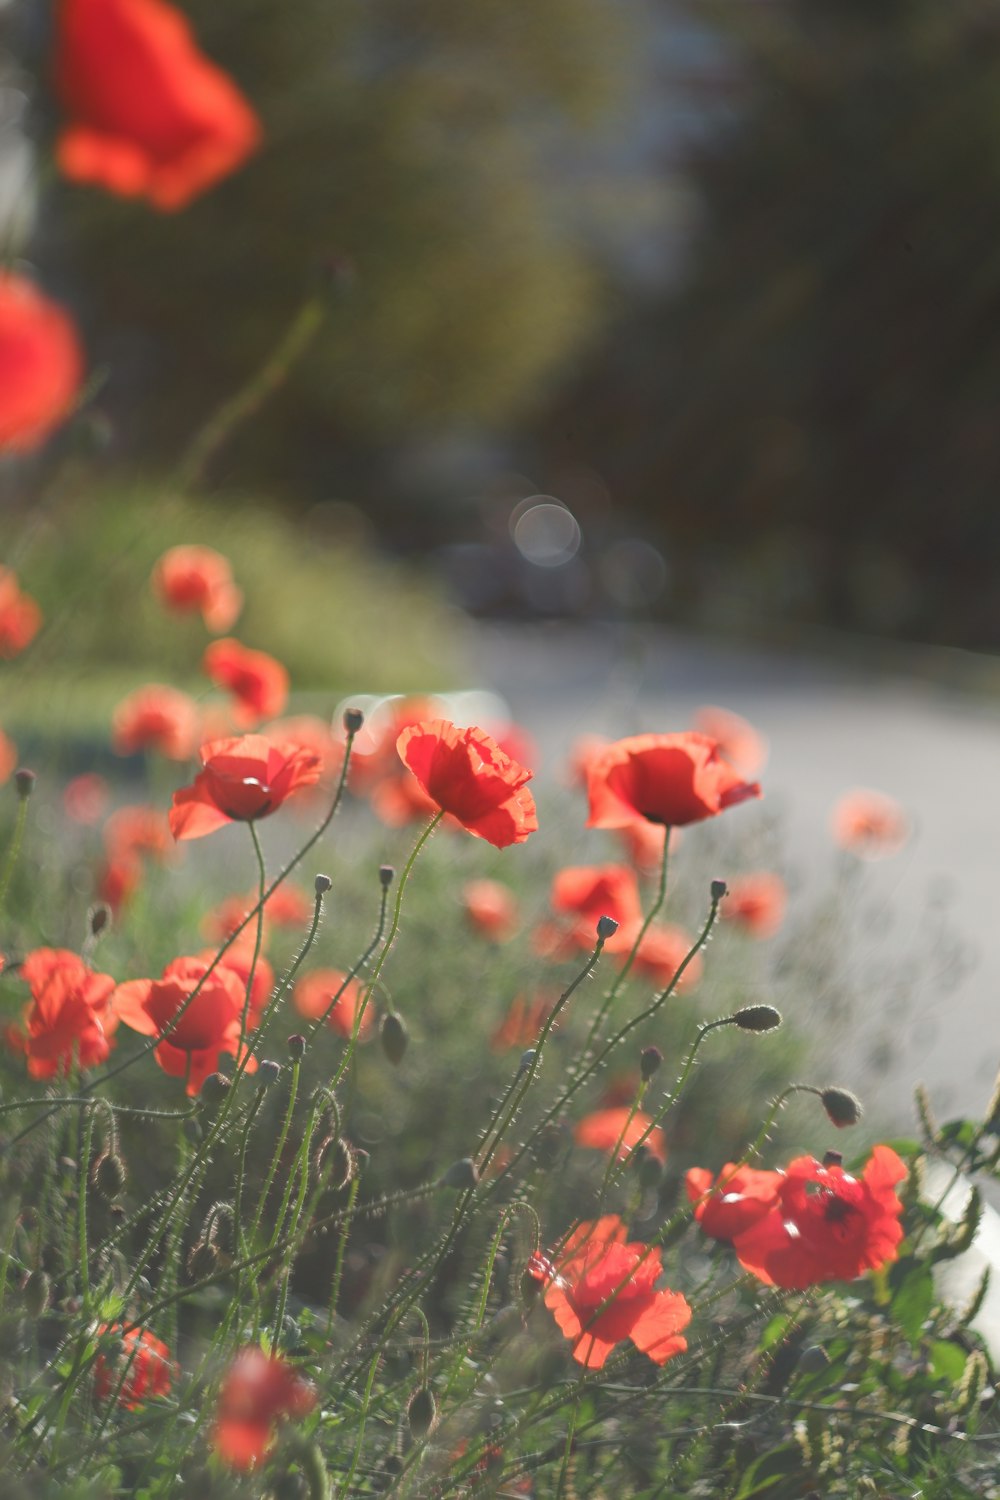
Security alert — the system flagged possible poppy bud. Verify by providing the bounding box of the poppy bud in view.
[380,1012,408,1065]
[407,1386,437,1439]
[822,1150,843,1168]
[187,1239,218,1281]
[23,1269,50,1317]
[819,1087,864,1128]
[343,706,364,735]
[533,1122,567,1169]
[596,914,619,942]
[287,1034,306,1060]
[379,864,395,889]
[92,1151,127,1200]
[798,1344,829,1374]
[636,1152,663,1192]
[710,878,728,901]
[14,768,35,800]
[640,1045,662,1080]
[732,1005,782,1034]
[440,1157,479,1190]
[314,873,332,896]
[89,903,111,937]
[517,1048,537,1077]
[200,1072,231,1107]
[257,1060,282,1088]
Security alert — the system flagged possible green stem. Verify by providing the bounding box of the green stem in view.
[0,789,29,912]
[240,820,268,1050]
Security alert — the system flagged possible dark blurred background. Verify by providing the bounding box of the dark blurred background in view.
[14,0,1000,646]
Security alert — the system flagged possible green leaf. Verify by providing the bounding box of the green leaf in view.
[889,1257,936,1344]
[758,1312,796,1352]
[733,1443,804,1499]
[927,1338,967,1383]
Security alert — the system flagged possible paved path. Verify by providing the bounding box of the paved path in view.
[467,621,1000,1131]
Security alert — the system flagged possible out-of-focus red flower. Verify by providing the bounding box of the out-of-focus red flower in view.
[7,948,117,1078]
[113,954,252,1093]
[396,720,538,848]
[685,1162,783,1241]
[543,1214,690,1369]
[53,0,262,212]
[0,567,43,656]
[722,873,787,939]
[615,819,680,875]
[692,706,768,778]
[292,969,371,1039]
[567,734,611,790]
[549,865,643,951]
[63,771,110,824]
[616,921,702,992]
[203,639,288,727]
[96,853,142,912]
[574,1106,666,1164]
[94,1324,175,1408]
[205,881,312,944]
[349,696,447,789]
[0,278,82,454]
[369,767,439,827]
[104,804,173,862]
[728,1146,907,1289]
[198,945,273,1029]
[490,990,553,1052]
[462,879,518,941]
[830,789,909,861]
[0,728,16,784]
[213,1346,316,1470]
[266,716,343,789]
[112,683,199,759]
[169,736,321,839]
[152,544,242,631]
[587,732,761,830]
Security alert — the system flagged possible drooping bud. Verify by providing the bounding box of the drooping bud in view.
[380,1012,408,1065]
[710,878,728,901]
[14,769,35,801]
[187,1239,219,1281]
[343,706,364,735]
[440,1157,479,1190]
[732,1005,782,1034]
[314,873,332,896]
[596,914,619,942]
[23,1269,50,1317]
[819,1086,863,1128]
[640,1045,662,1080]
[92,1151,127,1200]
[407,1386,437,1439]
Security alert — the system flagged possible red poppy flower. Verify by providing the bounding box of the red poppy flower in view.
[490,990,553,1052]
[112,683,199,759]
[198,945,273,1029]
[616,920,702,991]
[202,639,288,726]
[169,736,322,839]
[722,873,787,939]
[462,879,518,941]
[0,727,16,785]
[730,1146,907,1289]
[830,789,909,861]
[0,278,83,454]
[214,1346,316,1470]
[292,969,372,1039]
[53,0,262,212]
[63,771,110,824]
[586,732,761,830]
[152,544,242,631]
[685,1162,784,1241]
[692,705,768,778]
[396,720,538,848]
[544,1214,691,1369]
[112,954,253,1093]
[349,695,448,789]
[266,716,343,788]
[94,1324,175,1408]
[7,948,117,1078]
[574,1106,666,1164]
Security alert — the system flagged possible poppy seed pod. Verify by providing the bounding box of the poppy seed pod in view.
[596,914,619,942]
[710,878,728,901]
[343,707,364,735]
[314,873,332,896]
[640,1045,662,1080]
[14,769,36,801]
[379,865,395,888]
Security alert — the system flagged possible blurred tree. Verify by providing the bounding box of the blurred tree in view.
[539,0,1000,646]
[44,0,634,480]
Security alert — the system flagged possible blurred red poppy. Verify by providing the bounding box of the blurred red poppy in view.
[152,544,242,631]
[616,920,702,991]
[490,990,553,1051]
[94,1324,175,1408]
[292,968,372,1039]
[104,803,173,862]
[730,1146,907,1288]
[0,728,16,785]
[692,705,767,778]
[203,639,288,726]
[7,948,117,1078]
[169,736,321,839]
[112,682,199,759]
[587,732,761,830]
[113,954,252,1093]
[0,278,82,453]
[830,789,909,861]
[574,1106,666,1164]
[551,865,642,945]
[462,879,518,941]
[214,1346,316,1469]
[54,0,262,211]
[685,1161,783,1242]
[63,771,110,824]
[206,881,312,943]
[722,873,788,939]
[396,720,537,848]
[543,1214,690,1369]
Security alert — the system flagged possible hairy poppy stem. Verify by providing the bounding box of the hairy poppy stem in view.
[0,784,30,913]
[239,821,268,1050]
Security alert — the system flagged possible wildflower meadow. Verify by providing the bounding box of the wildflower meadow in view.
[0,2,999,1497]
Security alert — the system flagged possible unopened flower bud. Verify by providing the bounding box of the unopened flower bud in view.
[596,914,619,942]
[380,1012,408,1065]
[440,1157,479,1190]
[640,1045,662,1080]
[822,1150,843,1168]
[257,1060,282,1088]
[732,1005,782,1034]
[407,1386,437,1439]
[710,878,728,901]
[314,873,332,896]
[287,1034,306,1060]
[200,1072,231,1107]
[819,1086,863,1128]
[637,1151,664,1192]
[517,1048,537,1077]
[187,1240,219,1281]
[89,903,111,937]
[14,769,35,801]
[533,1122,566,1169]
[379,864,395,889]
[797,1344,829,1374]
[343,706,364,735]
[92,1151,127,1199]
[23,1269,50,1317]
